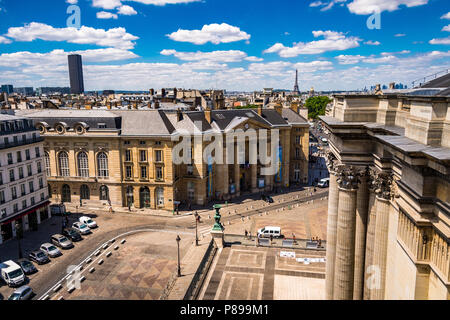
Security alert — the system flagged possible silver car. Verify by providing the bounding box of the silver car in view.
[40,243,62,258]
[8,285,33,300]
[72,222,91,235]
[51,234,74,249]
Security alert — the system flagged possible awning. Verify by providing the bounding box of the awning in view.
[1,200,50,225]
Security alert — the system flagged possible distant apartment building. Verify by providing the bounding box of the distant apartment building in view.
[1,85,14,94]
[68,54,85,94]
[0,114,50,245]
[36,87,71,95]
[14,87,34,96]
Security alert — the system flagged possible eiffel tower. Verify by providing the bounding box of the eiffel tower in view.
[293,69,300,95]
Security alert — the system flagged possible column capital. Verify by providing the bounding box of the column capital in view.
[326,150,338,174]
[369,170,398,200]
[336,165,359,190]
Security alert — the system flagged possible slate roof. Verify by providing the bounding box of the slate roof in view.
[112,110,175,136]
[281,108,309,126]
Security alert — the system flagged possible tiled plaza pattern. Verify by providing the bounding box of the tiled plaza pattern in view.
[59,232,192,300]
[200,246,326,300]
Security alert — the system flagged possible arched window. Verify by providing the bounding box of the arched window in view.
[58,151,70,177]
[97,152,109,177]
[80,185,90,200]
[140,187,150,208]
[156,188,164,206]
[100,185,109,201]
[77,152,89,177]
[62,184,71,203]
[44,152,51,176]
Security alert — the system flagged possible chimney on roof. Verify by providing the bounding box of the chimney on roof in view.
[290,102,299,114]
[257,105,262,116]
[149,88,154,95]
[161,88,166,97]
[106,102,111,109]
[85,103,92,110]
[132,102,138,109]
[274,103,283,116]
[154,100,160,109]
[173,88,178,99]
[205,107,212,124]
[389,82,396,90]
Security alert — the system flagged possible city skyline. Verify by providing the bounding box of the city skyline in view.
[0,0,448,91]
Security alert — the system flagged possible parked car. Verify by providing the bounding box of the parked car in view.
[15,259,38,275]
[40,243,62,258]
[79,216,97,229]
[318,178,330,188]
[62,228,83,242]
[51,234,74,249]
[0,260,25,287]
[72,222,91,235]
[257,226,282,239]
[8,285,33,300]
[261,194,274,203]
[29,250,50,265]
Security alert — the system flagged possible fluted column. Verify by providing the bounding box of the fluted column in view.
[371,175,392,300]
[333,166,358,300]
[353,169,370,300]
[363,188,377,299]
[325,170,339,300]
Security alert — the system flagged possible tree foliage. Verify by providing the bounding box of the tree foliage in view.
[305,96,331,119]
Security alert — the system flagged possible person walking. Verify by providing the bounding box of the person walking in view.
[244,230,248,239]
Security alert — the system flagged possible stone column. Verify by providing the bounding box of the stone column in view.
[282,129,290,187]
[363,189,377,300]
[325,170,339,300]
[234,145,240,197]
[251,164,257,193]
[333,166,359,300]
[353,168,370,300]
[223,164,229,198]
[371,173,393,300]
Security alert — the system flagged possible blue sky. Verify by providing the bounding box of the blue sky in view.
[0,0,449,91]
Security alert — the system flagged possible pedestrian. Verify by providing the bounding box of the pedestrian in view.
[292,233,296,243]
[318,239,322,248]
[270,234,273,243]
[245,230,248,239]
[248,232,252,241]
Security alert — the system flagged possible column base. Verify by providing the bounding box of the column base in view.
[211,230,224,249]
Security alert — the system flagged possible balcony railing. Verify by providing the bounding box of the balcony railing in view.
[0,137,44,150]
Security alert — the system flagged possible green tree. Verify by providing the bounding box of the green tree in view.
[305,96,331,119]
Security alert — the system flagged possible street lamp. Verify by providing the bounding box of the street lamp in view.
[195,212,198,246]
[15,220,23,259]
[176,235,181,277]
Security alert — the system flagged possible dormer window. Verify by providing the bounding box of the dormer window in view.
[98,123,107,129]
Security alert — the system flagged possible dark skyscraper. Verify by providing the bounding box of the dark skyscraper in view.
[68,54,84,94]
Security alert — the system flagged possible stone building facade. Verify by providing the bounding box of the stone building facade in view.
[16,107,309,212]
[321,90,450,300]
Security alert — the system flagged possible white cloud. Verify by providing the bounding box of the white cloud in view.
[441,12,450,20]
[430,36,450,45]
[347,0,428,15]
[264,30,360,57]
[92,0,122,9]
[161,49,249,62]
[395,33,406,37]
[66,0,78,4]
[310,1,326,7]
[0,36,11,44]
[335,54,365,64]
[364,40,380,45]
[167,23,251,45]
[97,11,118,19]
[5,22,139,49]
[245,56,264,62]
[293,60,333,72]
[442,25,450,32]
[0,48,138,68]
[118,5,137,15]
[129,0,201,5]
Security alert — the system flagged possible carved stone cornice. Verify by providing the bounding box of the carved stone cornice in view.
[336,165,360,190]
[325,150,338,173]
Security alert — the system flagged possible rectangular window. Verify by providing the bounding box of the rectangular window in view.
[25,149,30,160]
[139,141,146,145]
[21,184,26,196]
[4,137,9,147]
[9,169,15,182]
[13,203,18,213]
[27,164,32,176]
[295,136,301,145]
[11,186,17,199]
[22,134,26,143]
[125,150,132,162]
[156,167,163,181]
[0,208,6,217]
[155,150,163,162]
[32,133,37,142]
[0,190,5,204]
[19,167,24,179]
[187,165,194,175]
[125,166,132,179]
[39,178,43,189]
[22,199,27,209]
[139,150,147,162]
[124,141,130,145]
[37,162,42,173]
[295,148,300,159]
[14,136,18,145]
[98,123,107,129]
[141,166,147,179]
[31,197,35,206]
[41,193,44,201]
[0,172,3,185]
[35,147,40,157]
[7,153,13,165]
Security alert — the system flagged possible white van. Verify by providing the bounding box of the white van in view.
[318,178,330,188]
[257,226,282,238]
[0,260,25,287]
